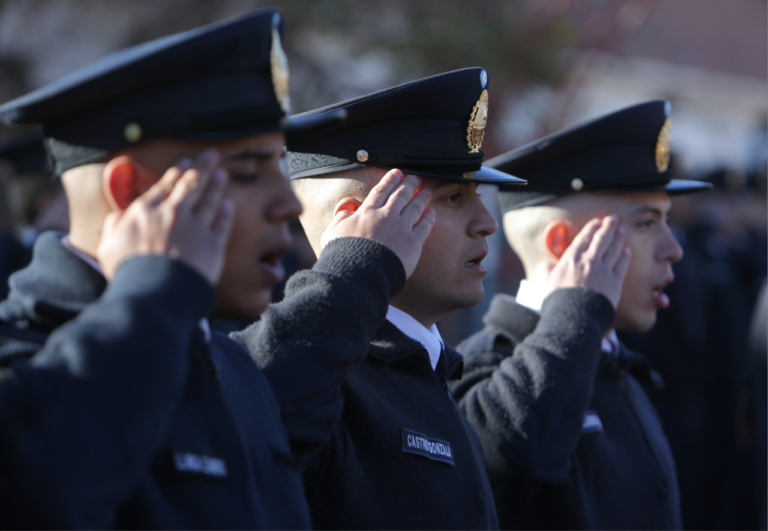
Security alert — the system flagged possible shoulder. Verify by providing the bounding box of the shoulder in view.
[457,293,538,359]
[456,327,503,359]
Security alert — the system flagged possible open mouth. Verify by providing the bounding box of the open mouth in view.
[258,239,290,282]
[651,278,673,309]
[465,248,488,271]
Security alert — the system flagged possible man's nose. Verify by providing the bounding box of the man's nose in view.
[469,202,498,237]
[268,179,303,222]
[659,226,684,264]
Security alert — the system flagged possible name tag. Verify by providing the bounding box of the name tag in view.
[582,411,604,434]
[402,428,455,466]
[173,451,228,479]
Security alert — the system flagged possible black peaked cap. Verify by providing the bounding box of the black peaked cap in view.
[491,100,711,212]
[0,8,343,175]
[287,67,525,185]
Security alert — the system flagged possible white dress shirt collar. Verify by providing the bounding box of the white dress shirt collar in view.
[515,279,618,355]
[386,305,444,370]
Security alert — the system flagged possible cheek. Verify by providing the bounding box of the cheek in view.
[418,219,452,268]
[221,190,266,269]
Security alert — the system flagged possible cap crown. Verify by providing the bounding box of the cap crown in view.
[0,8,290,174]
[492,100,710,210]
[286,68,523,185]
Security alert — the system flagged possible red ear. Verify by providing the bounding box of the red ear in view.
[544,221,572,259]
[103,156,143,211]
[333,197,363,215]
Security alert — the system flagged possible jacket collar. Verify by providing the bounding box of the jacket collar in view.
[369,320,464,380]
[602,342,666,389]
[0,231,106,331]
[483,293,541,346]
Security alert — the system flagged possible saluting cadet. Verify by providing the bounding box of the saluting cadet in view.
[232,68,526,530]
[451,101,712,529]
[0,9,434,528]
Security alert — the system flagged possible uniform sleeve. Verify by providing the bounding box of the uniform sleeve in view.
[0,255,215,529]
[230,237,405,462]
[451,287,614,487]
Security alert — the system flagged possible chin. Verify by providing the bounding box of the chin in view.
[450,286,485,311]
[615,311,658,333]
[213,289,272,319]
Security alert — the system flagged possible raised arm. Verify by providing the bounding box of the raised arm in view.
[452,216,629,486]
[232,169,435,459]
[0,151,233,528]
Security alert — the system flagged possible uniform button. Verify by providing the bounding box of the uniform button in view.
[124,122,142,143]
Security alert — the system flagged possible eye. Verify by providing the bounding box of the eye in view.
[637,218,655,229]
[230,172,259,184]
[443,192,463,204]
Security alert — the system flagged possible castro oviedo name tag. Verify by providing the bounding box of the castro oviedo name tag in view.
[402,428,455,466]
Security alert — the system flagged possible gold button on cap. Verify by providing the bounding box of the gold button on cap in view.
[571,178,584,191]
[356,150,369,162]
[124,122,142,143]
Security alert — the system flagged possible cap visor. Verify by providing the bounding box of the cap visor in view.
[474,165,526,185]
[664,179,713,195]
[283,109,347,135]
[372,163,526,184]
[599,179,713,195]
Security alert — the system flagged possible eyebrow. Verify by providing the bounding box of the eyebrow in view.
[431,181,477,191]
[630,206,665,217]
[227,149,276,161]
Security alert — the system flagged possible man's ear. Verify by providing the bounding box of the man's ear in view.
[332,197,363,215]
[543,220,574,260]
[102,156,154,211]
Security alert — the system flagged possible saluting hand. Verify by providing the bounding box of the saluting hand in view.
[533,215,631,310]
[97,148,235,285]
[320,169,436,279]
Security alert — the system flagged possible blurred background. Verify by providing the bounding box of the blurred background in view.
[0,1,765,529]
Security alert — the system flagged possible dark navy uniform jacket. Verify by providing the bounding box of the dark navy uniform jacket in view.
[451,288,682,530]
[0,232,312,529]
[234,270,498,529]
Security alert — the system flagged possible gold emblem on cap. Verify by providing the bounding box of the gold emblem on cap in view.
[124,122,142,143]
[467,90,489,153]
[655,117,671,172]
[462,172,476,179]
[270,19,291,113]
[571,178,584,191]
[356,150,369,162]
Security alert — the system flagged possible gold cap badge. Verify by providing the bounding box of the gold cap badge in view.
[655,117,671,172]
[467,90,488,153]
[270,14,290,114]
